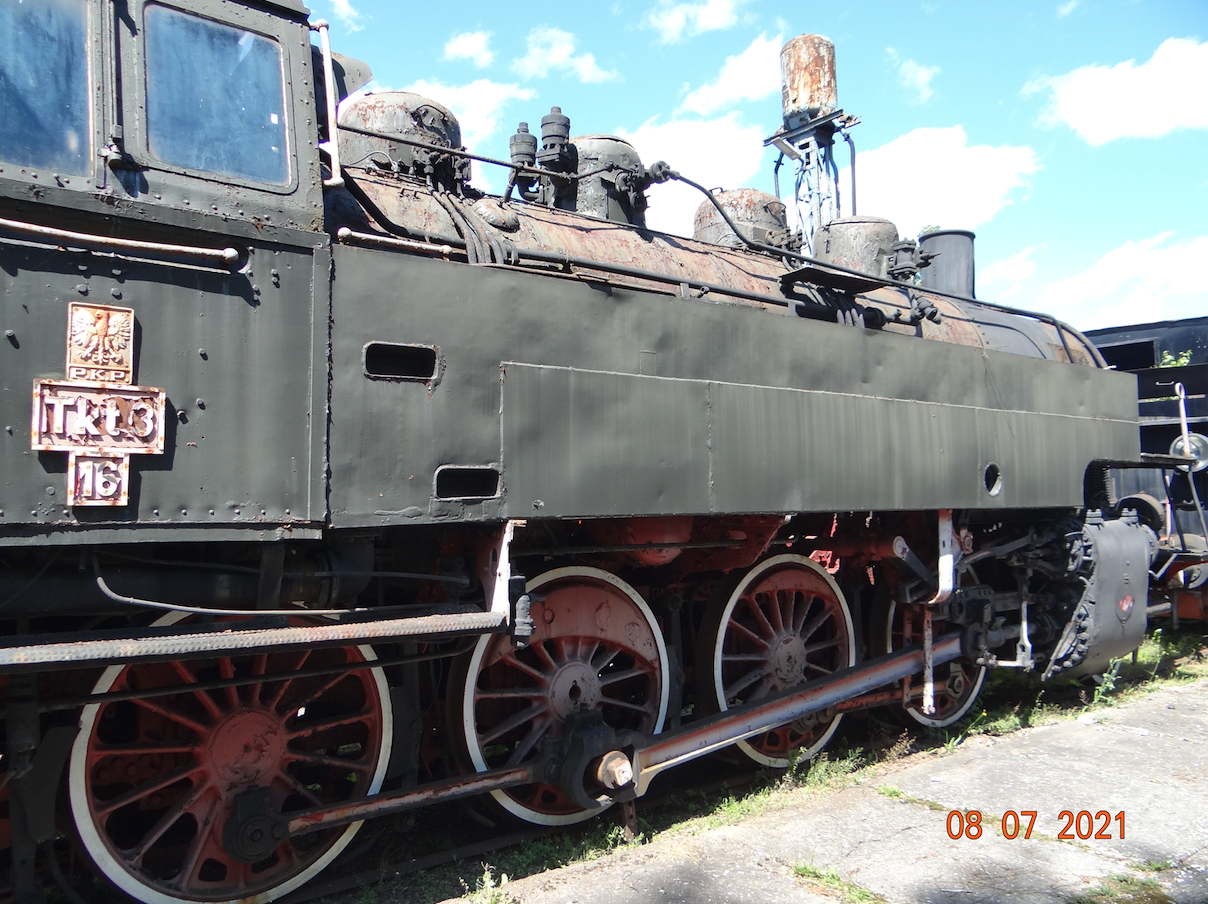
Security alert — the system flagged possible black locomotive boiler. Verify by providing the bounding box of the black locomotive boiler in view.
[0,2,1176,902]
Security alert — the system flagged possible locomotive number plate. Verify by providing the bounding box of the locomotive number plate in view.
[67,452,131,507]
[31,380,166,454]
[31,301,168,508]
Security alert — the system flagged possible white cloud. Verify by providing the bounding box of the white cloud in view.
[1024,38,1208,145]
[512,27,618,83]
[979,246,1039,288]
[646,0,745,43]
[887,49,940,104]
[1056,0,1079,17]
[841,126,1038,237]
[402,79,535,151]
[1037,232,1208,330]
[444,31,495,69]
[615,113,769,236]
[680,34,782,116]
[329,0,362,32]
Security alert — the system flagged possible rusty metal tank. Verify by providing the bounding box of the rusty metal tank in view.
[572,135,646,225]
[337,91,463,176]
[692,189,788,249]
[781,34,837,128]
[814,216,900,279]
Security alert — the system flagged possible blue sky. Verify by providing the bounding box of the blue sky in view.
[311,0,1207,332]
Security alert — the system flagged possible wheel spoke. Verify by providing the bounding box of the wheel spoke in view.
[171,794,219,889]
[94,743,197,757]
[767,591,785,632]
[475,686,545,699]
[125,776,213,866]
[287,671,348,716]
[96,761,203,817]
[599,694,656,715]
[726,618,772,650]
[743,594,775,638]
[591,644,621,671]
[278,772,325,808]
[286,750,372,772]
[131,696,208,736]
[598,666,649,686]
[478,702,548,744]
[801,636,844,657]
[506,717,551,766]
[218,657,241,711]
[721,653,768,663]
[798,605,833,644]
[171,661,225,722]
[499,652,549,682]
[289,707,373,738]
[248,653,269,704]
[266,650,312,709]
[723,665,771,701]
[532,640,558,671]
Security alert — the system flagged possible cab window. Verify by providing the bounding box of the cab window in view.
[144,4,288,185]
[0,0,91,175]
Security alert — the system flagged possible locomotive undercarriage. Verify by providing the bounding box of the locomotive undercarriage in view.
[0,506,1154,903]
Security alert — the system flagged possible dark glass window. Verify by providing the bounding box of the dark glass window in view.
[0,0,91,175]
[144,4,288,184]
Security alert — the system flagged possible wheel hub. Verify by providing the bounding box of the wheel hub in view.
[207,708,287,786]
[548,661,602,718]
[772,635,808,685]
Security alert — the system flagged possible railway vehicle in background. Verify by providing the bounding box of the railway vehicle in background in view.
[1087,317,1208,621]
[0,2,1178,902]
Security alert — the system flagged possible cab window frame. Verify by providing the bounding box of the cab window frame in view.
[118,0,301,196]
[0,0,104,188]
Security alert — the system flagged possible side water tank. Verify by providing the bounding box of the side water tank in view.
[693,190,788,248]
[814,216,899,277]
[919,229,976,298]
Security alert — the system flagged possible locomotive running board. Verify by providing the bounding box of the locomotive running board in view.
[0,606,506,674]
[278,633,965,837]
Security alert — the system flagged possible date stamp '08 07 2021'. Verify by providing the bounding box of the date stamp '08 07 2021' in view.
[946,810,1126,840]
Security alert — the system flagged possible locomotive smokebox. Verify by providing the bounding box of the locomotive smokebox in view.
[693,189,788,249]
[919,229,977,299]
[781,34,837,128]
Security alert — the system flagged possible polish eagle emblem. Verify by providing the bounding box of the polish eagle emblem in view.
[71,305,132,367]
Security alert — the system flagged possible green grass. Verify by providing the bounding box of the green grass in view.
[792,862,889,903]
[1068,874,1171,904]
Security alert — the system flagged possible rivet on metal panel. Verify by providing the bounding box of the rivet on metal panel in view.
[196,399,206,410]
[199,349,207,359]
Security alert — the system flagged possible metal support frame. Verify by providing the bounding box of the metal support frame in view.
[920,510,956,714]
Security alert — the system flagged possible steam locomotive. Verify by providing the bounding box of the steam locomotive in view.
[0,1,1191,902]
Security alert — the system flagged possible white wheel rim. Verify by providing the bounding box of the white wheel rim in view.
[884,598,986,728]
[69,612,391,904]
[461,566,668,826]
[710,555,855,768]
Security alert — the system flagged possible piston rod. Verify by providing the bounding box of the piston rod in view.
[276,632,963,836]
